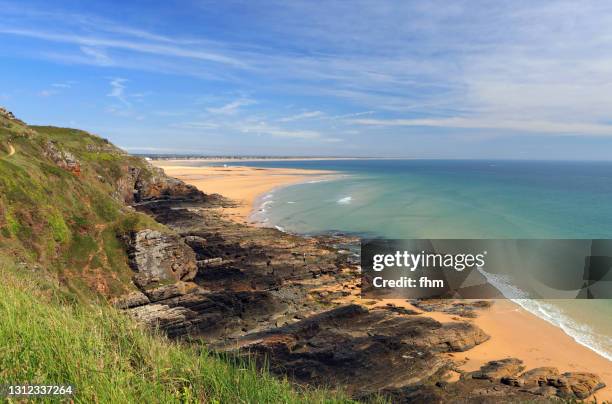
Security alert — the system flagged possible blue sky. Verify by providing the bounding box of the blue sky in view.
[2,1,612,159]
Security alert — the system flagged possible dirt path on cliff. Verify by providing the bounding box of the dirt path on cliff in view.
[4,143,15,157]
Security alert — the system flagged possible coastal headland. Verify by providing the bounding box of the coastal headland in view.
[150,159,612,402]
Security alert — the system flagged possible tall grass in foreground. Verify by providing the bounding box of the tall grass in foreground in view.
[0,268,357,403]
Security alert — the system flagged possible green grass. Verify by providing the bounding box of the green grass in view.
[47,209,70,243]
[0,267,356,403]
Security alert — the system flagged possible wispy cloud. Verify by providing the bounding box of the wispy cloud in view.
[37,80,75,97]
[80,46,113,66]
[171,121,220,130]
[38,89,57,97]
[51,82,72,88]
[278,110,323,122]
[107,78,129,105]
[238,122,323,140]
[0,27,248,68]
[332,111,374,120]
[206,99,254,115]
[352,117,612,137]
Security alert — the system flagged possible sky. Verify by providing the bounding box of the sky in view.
[2,1,612,159]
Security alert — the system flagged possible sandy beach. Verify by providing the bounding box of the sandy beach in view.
[154,163,336,224]
[155,160,611,401]
[462,300,612,400]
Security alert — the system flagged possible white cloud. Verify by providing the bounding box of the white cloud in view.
[51,82,71,88]
[331,111,374,120]
[237,121,322,140]
[171,121,220,129]
[107,78,129,106]
[278,110,323,122]
[352,117,612,137]
[38,89,57,97]
[0,27,247,67]
[206,99,254,115]
[80,46,113,66]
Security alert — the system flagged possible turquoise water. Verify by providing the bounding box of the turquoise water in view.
[212,159,612,361]
[241,159,612,239]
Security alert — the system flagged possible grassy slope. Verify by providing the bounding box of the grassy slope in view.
[0,118,163,298]
[0,116,356,403]
[0,263,352,403]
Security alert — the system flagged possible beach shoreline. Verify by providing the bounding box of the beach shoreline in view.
[150,157,396,164]
[154,160,611,400]
[154,163,337,225]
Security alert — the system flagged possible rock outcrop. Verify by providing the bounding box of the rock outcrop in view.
[113,161,231,211]
[468,358,525,381]
[459,359,607,400]
[0,107,16,121]
[411,299,493,318]
[0,107,28,126]
[43,140,81,175]
[123,229,197,290]
[222,304,489,394]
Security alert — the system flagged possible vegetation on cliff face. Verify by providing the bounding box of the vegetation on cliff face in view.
[0,111,163,298]
[0,109,354,403]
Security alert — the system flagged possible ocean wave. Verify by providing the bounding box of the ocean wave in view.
[478,268,612,361]
[477,269,530,299]
[287,201,296,204]
[256,200,275,215]
[274,225,285,232]
[514,299,612,361]
[337,196,352,204]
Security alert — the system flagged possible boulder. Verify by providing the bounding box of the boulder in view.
[419,321,490,352]
[550,372,606,399]
[515,367,560,387]
[468,358,525,382]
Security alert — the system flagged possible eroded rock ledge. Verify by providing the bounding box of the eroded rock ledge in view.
[112,168,606,402]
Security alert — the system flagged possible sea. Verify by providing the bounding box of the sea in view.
[203,159,612,362]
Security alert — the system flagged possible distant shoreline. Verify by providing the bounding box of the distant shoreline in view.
[147,156,393,163]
